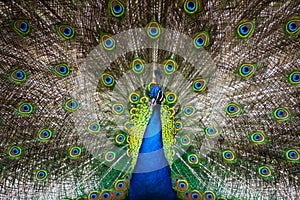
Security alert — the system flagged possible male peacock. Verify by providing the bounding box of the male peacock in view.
[0,0,299,200]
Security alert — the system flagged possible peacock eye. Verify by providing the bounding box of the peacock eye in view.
[124,121,133,131]
[13,20,30,35]
[115,133,126,145]
[115,191,121,196]
[163,59,178,75]
[183,105,195,117]
[146,21,161,39]
[101,73,115,87]
[8,146,22,158]
[258,166,272,178]
[110,0,125,17]
[114,180,127,191]
[172,175,181,184]
[237,21,255,38]
[68,146,82,159]
[238,63,257,79]
[139,96,149,104]
[222,149,236,163]
[56,24,75,40]
[287,22,297,32]
[100,191,112,199]
[112,103,124,114]
[130,107,138,116]
[183,191,189,198]
[188,190,202,200]
[37,128,53,142]
[88,191,100,200]
[87,122,101,134]
[273,107,290,122]
[249,131,267,144]
[204,127,219,138]
[180,135,190,146]
[105,151,116,162]
[174,180,189,192]
[203,191,215,200]
[131,58,145,74]
[35,169,48,181]
[129,92,140,104]
[134,63,142,73]
[175,121,182,131]
[225,102,242,117]
[124,173,131,180]
[17,102,34,116]
[288,71,300,85]
[52,63,71,78]
[100,34,116,50]
[114,190,126,198]
[286,19,300,35]
[10,69,27,83]
[285,149,299,162]
[165,92,177,105]
[184,0,200,14]
[187,154,199,165]
[193,32,210,48]
[192,78,207,93]
[167,108,175,117]
[63,98,80,112]
[63,27,72,37]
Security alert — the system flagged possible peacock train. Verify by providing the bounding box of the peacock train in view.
[0,0,299,200]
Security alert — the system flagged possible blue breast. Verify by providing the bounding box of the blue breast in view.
[128,105,176,200]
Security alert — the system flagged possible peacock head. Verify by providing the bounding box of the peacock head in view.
[149,85,164,106]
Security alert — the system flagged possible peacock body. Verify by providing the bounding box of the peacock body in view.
[0,0,300,200]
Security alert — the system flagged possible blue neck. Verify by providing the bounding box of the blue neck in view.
[129,105,176,200]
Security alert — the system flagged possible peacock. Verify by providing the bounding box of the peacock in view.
[0,0,299,199]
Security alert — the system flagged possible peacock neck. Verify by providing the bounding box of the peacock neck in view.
[128,104,176,200]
